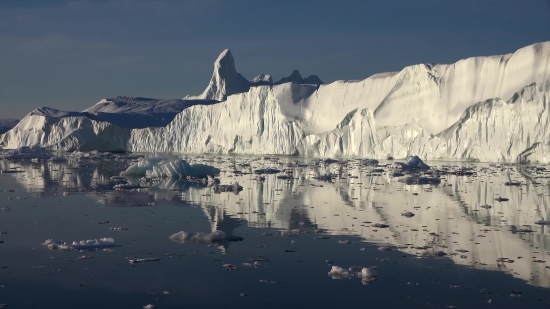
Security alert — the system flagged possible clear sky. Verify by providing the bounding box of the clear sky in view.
[0,0,549,119]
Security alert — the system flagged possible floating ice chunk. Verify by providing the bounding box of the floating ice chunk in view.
[169,230,241,245]
[122,156,220,179]
[393,155,430,170]
[129,258,160,264]
[328,265,377,283]
[43,238,117,251]
[0,146,53,160]
[143,305,155,309]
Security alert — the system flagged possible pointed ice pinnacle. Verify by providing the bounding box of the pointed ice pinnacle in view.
[193,49,250,101]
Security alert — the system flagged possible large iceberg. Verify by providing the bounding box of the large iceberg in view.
[1,42,549,163]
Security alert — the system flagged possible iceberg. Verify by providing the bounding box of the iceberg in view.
[1,42,549,163]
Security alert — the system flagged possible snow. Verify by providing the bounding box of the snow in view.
[43,238,116,250]
[0,119,19,134]
[0,146,53,159]
[82,96,216,128]
[250,74,273,86]
[1,42,549,163]
[121,156,220,178]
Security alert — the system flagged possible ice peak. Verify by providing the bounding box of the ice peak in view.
[191,49,250,101]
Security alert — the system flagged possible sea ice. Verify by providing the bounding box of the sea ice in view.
[0,146,53,160]
[43,238,117,251]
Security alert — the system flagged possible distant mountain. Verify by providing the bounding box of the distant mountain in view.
[274,70,324,86]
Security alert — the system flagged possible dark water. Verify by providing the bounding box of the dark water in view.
[0,155,549,309]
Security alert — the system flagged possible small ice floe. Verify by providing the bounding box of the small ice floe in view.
[43,238,117,251]
[328,266,377,284]
[129,258,160,264]
[169,230,243,245]
[91,221,109,225]
[78,255,94,260]
[338,240,352,245]
[223,264,238,270]
[401,211,415,218]
[315,236,330,240]
[143,304,155,309]
[110,227,128,231]
[378,246,392,251]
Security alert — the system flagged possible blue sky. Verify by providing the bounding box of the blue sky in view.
[0,0,549,119]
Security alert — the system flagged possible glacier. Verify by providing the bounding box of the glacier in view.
[1,42,549,162]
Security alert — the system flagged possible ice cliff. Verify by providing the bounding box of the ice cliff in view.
[1,42,549,162]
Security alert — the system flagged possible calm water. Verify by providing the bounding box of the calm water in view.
[0,155,549,309]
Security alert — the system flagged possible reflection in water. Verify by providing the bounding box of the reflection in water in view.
[1,158,549,288]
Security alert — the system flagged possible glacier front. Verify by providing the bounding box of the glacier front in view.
[1,42,549,163]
